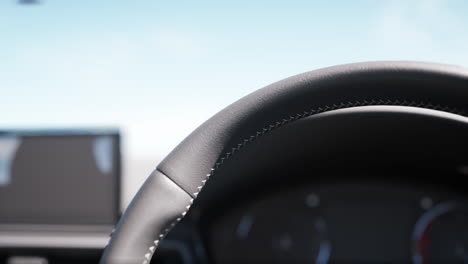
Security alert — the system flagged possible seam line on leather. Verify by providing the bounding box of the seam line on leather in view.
[141,99,467,264]
[141,169,195,264]
[156,168,194,198]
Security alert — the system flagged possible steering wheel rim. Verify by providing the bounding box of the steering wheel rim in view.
[99,61,468,264]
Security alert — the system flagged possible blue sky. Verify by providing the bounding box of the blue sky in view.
[2,0,468,205]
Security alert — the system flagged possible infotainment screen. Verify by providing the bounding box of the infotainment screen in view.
[0,129,120,228]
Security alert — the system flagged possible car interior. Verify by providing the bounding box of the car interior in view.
[2,61,468,264]
[2,2,468,264]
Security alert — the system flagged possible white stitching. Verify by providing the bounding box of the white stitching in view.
[141,99,466,264]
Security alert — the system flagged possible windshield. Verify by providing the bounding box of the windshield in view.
[1,0,467,208]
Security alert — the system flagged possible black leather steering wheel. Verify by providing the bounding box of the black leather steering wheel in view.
[99,61,468,264]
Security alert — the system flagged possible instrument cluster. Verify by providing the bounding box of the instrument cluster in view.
[208,183,467,264]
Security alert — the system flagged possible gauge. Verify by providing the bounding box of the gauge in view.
[210,191,330,264]
[412,201,468,264]
[234,214,330,264]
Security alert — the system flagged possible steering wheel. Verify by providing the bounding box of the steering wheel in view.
[99,61,468,264]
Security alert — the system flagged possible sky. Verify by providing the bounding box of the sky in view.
[1,0,468,207]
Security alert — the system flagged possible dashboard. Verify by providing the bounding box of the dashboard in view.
[206,183,467,264]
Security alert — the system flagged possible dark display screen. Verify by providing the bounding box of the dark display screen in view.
[0,130,120,226]
[209,184,467,264]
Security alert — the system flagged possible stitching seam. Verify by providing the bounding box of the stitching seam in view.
[141,99,467,264]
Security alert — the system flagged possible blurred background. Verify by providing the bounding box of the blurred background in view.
[1,0,468,210]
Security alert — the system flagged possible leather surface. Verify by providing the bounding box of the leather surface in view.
[100,61,468,264]
[100,170,192,264]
